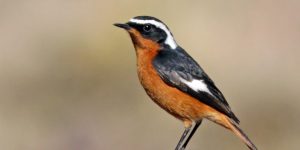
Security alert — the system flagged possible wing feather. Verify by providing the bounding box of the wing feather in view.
[153,47,239,123]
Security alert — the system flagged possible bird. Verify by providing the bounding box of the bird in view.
[114,16,257,150]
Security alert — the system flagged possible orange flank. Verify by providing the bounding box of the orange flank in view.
[115,16,257,150]
[129,28,228,128]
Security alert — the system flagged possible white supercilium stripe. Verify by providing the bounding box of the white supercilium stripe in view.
[129,18,178,49]
[180,78,213,96]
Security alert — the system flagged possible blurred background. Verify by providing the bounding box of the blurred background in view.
[0,0,299,150]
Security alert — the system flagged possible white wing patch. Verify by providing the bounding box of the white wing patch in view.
[129,18,178,49]
[180,78,213,96]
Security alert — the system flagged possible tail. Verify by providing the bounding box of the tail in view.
[226,119,258,150]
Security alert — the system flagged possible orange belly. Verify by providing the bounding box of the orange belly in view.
[128,27,226,128]
[136,50,222,127]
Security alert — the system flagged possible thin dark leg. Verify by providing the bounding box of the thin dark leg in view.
[181,120,202,149]
[175,126,191,150]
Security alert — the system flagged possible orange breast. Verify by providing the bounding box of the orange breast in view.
[128,28,224,127]
[136,47,223,127]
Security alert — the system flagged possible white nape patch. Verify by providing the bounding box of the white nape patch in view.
[129,18,178,49]
[180,78,213,96]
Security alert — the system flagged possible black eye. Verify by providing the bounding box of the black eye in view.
[143,25,152,32]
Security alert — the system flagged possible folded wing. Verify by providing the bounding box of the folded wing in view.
[152,47,239,123]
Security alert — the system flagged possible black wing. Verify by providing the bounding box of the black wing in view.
[153,47,240,123]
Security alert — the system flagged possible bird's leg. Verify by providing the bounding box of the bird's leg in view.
[175,125,191,150]
[175,120,202,150]
[181,120,202,149]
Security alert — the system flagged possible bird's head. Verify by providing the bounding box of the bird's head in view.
[114,16,177,50]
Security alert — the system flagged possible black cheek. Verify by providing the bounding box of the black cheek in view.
[150,32,163,43]
[157,39,165,44]
[155,30,167,43]
[156,33,166,43]
[140,27,167,44]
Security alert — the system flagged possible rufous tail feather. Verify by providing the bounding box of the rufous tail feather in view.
[227,118,258,150]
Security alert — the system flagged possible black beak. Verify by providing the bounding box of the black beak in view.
[114,23,131,30]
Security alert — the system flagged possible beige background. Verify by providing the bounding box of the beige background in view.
[0,0,299,150]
